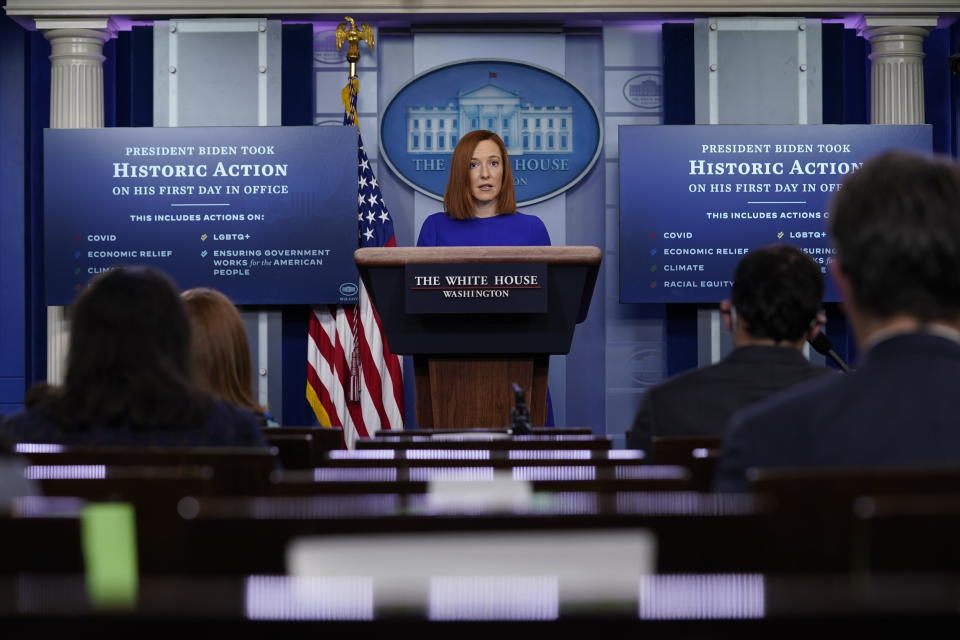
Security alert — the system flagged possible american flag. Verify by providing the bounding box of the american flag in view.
[306,82,404,448]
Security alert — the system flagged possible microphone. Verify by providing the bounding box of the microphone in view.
[509,383,532,435]
[808,332,852,373]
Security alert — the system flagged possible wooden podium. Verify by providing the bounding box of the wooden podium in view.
[355,246,601,429]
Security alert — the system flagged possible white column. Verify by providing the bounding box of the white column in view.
[859,15,937,125]
[38,18,113,384]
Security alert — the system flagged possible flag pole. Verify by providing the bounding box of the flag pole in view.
[307,16,403,438]
[335,16,375,402]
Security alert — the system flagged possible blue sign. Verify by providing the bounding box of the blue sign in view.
[619,125,932,304]
[44,126,359,305]
[379,59,603,206]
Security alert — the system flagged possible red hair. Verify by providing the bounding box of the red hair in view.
[181,287,265,414]
[443,129,516,220]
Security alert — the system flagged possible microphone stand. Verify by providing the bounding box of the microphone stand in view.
[509,383,532,435]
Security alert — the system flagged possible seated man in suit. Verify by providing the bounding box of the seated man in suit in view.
[716,150,960,492]
[628,244,832,455]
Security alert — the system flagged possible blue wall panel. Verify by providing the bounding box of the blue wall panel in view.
[660,22,700,377]
[0,14,27,407]
[925,26,954,155]
[280,24,320,426]
[282,23,314,127]
[821,24,845,125]
[662,22,695,126]
[822,24,868,126]
[842,28,869,125]
[26,33,51,389]
[130,26,154,127]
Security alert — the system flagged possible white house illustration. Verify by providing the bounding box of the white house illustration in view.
[406,82,573,155]
[626,76,661,108]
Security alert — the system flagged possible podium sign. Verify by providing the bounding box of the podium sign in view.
[405,263,547,314]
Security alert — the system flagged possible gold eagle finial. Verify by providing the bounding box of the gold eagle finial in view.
[335,16,375,79]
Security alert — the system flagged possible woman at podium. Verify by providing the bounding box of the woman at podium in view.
[415,129,555,425]
[416,130,551,247]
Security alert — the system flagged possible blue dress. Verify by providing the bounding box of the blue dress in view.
[416,212,551,247]
[415,210,554,425]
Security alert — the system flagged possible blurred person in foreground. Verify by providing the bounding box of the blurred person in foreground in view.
[3,266,266,446]
[628,244,832,455]
[717,150,960,491]
[181,287,278,427]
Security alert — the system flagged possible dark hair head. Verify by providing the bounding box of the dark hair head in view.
[443,129,516,220]
[53,266,208,430]
[731,244,824,342]
[829,150,960,323]
[181,287,264,414]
